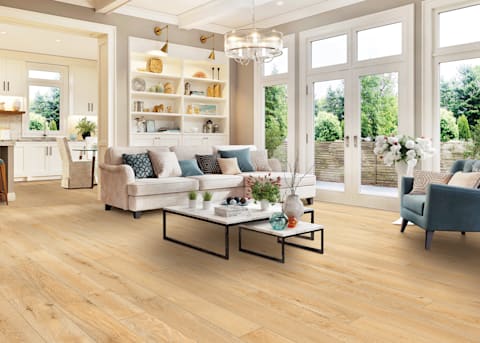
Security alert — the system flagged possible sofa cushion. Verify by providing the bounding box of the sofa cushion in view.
[212,145,257,154]
[195,154,221,174]
[122,153,155,179]
[463,160,476,172]
[179,159,204,177]
[128,177,199,196]
[240,172,316,188]
[106,146,169,165]
[148,150,182,177]
[410,170,452,195]
[170,145,212,160]
[187,174,244,190]
[448,171,480,188]
[218,157,242,175]
[403,194,426,216]
[472,160,480,172]
[218,148,255,172]
[250,150,272,172]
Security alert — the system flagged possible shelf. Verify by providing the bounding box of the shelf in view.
[131,91,182,99]
[182,114,227,119]
[131,71,181,81]
[132,131,181,135]
[0,110,25,115]
[184,95,226,102]
[183,76,226,84]
[131,112,182,117]
[183,132,227,136]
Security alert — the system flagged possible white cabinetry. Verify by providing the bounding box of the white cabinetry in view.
[0,58,26,96]
[14,142,62,181]
[71,64,98,115]
[128,38,229,147]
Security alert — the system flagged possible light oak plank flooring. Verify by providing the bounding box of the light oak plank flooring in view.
[0,181,479,342]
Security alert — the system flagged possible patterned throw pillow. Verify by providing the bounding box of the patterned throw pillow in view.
[195,154,221,174]
[122,153,155,178]
[409,170,452,195]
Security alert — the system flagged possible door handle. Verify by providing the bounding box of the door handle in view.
[7,81,9,92]
[2,81,5,91]
[50,146,52,155]
[46,147,49,156]
[354,135,358,148]
[345,135,350,147]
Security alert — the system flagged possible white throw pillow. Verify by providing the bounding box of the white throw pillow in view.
[148,150,182,177]
[250,150,272,172]
[448,171,480,189]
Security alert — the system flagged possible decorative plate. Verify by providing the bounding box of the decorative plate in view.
[132,77,146,91]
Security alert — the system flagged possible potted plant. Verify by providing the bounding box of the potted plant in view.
[203,191,213,210]
[188,191,198,209]
[246,174,281,211]
[75,117,97,140]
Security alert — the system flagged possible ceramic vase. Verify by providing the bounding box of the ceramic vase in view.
[269,212,288,230]
[203,201,212,210]
[283,194,304,221]
[188,199,197,209]
[260,199,270,211]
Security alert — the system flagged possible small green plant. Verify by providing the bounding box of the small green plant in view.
[188,191,197,200]
[246,174,281,203]
[458,114,472,140]
[203,191,213,202]
[75,117,97,139]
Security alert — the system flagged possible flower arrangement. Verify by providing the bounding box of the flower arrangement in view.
[245,174,281,203]
[374,135,434,166]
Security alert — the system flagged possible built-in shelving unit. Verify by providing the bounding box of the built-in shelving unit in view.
[128,37,229,147]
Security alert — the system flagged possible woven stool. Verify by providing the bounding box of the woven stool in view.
[0,159,8,205]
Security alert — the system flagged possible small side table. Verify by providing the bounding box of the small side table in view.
[72,148,97,188]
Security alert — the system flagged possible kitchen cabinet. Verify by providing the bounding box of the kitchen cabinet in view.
[71,64,98,116]
[182,134,228,147]
[130,133,182,147]
[14,142,62,181]
[0,58,26,96]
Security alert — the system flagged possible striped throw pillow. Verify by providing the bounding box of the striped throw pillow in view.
[409,170,452,195]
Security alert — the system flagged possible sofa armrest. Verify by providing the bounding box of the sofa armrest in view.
[268,158,282,172]
[424,183,480,231]
[99,163,135,210]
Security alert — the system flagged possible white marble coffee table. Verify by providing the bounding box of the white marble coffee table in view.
[238,221,324,263]
[162,203,314,260]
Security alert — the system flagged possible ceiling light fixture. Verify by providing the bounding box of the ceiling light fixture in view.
[200,34,215,60]
[224,0,283,66]
[153,25,169,55]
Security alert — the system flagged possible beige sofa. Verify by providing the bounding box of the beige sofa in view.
[99,145,316,218]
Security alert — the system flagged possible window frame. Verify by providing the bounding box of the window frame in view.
[253,34,295,166]
[23,62,68,137]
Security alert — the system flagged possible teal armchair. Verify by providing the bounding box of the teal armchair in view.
[400,160,480,249]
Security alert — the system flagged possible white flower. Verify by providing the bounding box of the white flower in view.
[387,136,398,144]
[405,140,415,149]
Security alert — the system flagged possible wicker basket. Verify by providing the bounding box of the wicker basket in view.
[147,58,163,73]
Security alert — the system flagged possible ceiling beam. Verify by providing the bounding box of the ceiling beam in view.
[178,0,270,30]
[94,0,131,14]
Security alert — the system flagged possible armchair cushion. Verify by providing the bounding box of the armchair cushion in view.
[448,171,480,188]
[402,194,426,216]
[409,170,451,194]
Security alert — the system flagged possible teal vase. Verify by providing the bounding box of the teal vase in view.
[269,212,288,230]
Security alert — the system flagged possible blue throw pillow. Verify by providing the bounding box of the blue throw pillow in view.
[218,148,255,172]
[179,159,204,177]
[122,153,154,178]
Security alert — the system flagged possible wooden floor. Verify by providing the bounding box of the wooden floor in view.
[1,181,479,342]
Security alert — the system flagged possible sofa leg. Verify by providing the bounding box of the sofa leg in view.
[105,204,112,211]
[425,231,434,250]
[133,211,142,219]
[400,218,408,233]
[306,197,314,205]
[461,231,466,235]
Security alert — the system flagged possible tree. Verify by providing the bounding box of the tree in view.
[29,87,60,130]
[315,111,342,141]
[319,86,344,121]
[465,119,480,158]
[457,114,471,140]
[440,108,458,142]
[264,85,287,158]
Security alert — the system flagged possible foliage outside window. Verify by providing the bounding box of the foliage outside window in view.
[264,85,288,159]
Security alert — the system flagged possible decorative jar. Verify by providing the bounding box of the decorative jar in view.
[269,212,288,230]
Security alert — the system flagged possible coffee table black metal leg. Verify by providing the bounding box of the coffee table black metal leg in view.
[162,210,229,260]
[239,228,286,263]
[284,229,324,254]
[296,211,315,241]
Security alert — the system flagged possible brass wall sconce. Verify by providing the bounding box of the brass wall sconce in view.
[154,25,169,54]
[200,34,215,60]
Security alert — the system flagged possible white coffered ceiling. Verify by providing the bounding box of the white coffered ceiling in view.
[54,0,365,33]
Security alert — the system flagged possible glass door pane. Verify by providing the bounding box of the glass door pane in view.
[28,85,61,132]
[313,79,345,192]
[264,84,288,168]
[359,72,398,196]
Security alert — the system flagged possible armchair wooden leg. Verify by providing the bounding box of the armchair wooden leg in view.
[400,218,408,233]
[461,231,466,235]
[105,204,112,211]
[425,231,434,250]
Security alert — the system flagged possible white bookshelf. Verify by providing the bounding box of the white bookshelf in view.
[128,37,230,147]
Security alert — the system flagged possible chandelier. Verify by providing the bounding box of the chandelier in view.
[224,0,283,65]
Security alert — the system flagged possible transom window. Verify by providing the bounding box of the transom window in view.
[311,34,347,69]
[357,22,402,61]
[439,4,480,48]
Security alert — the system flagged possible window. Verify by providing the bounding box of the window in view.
[357,23,402,60]
[439,4,480,48]
[25,64,67,136]
[264,48,288,76]
[311,34,347,68]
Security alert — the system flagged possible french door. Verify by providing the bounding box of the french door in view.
[307,64,410,209]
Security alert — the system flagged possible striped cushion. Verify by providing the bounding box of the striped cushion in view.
[410,170,452,195]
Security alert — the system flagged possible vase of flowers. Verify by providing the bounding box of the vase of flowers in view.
[282,158,313,224]
[246,174,281,210]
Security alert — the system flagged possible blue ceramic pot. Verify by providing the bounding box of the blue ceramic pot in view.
[269,212,288,230]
